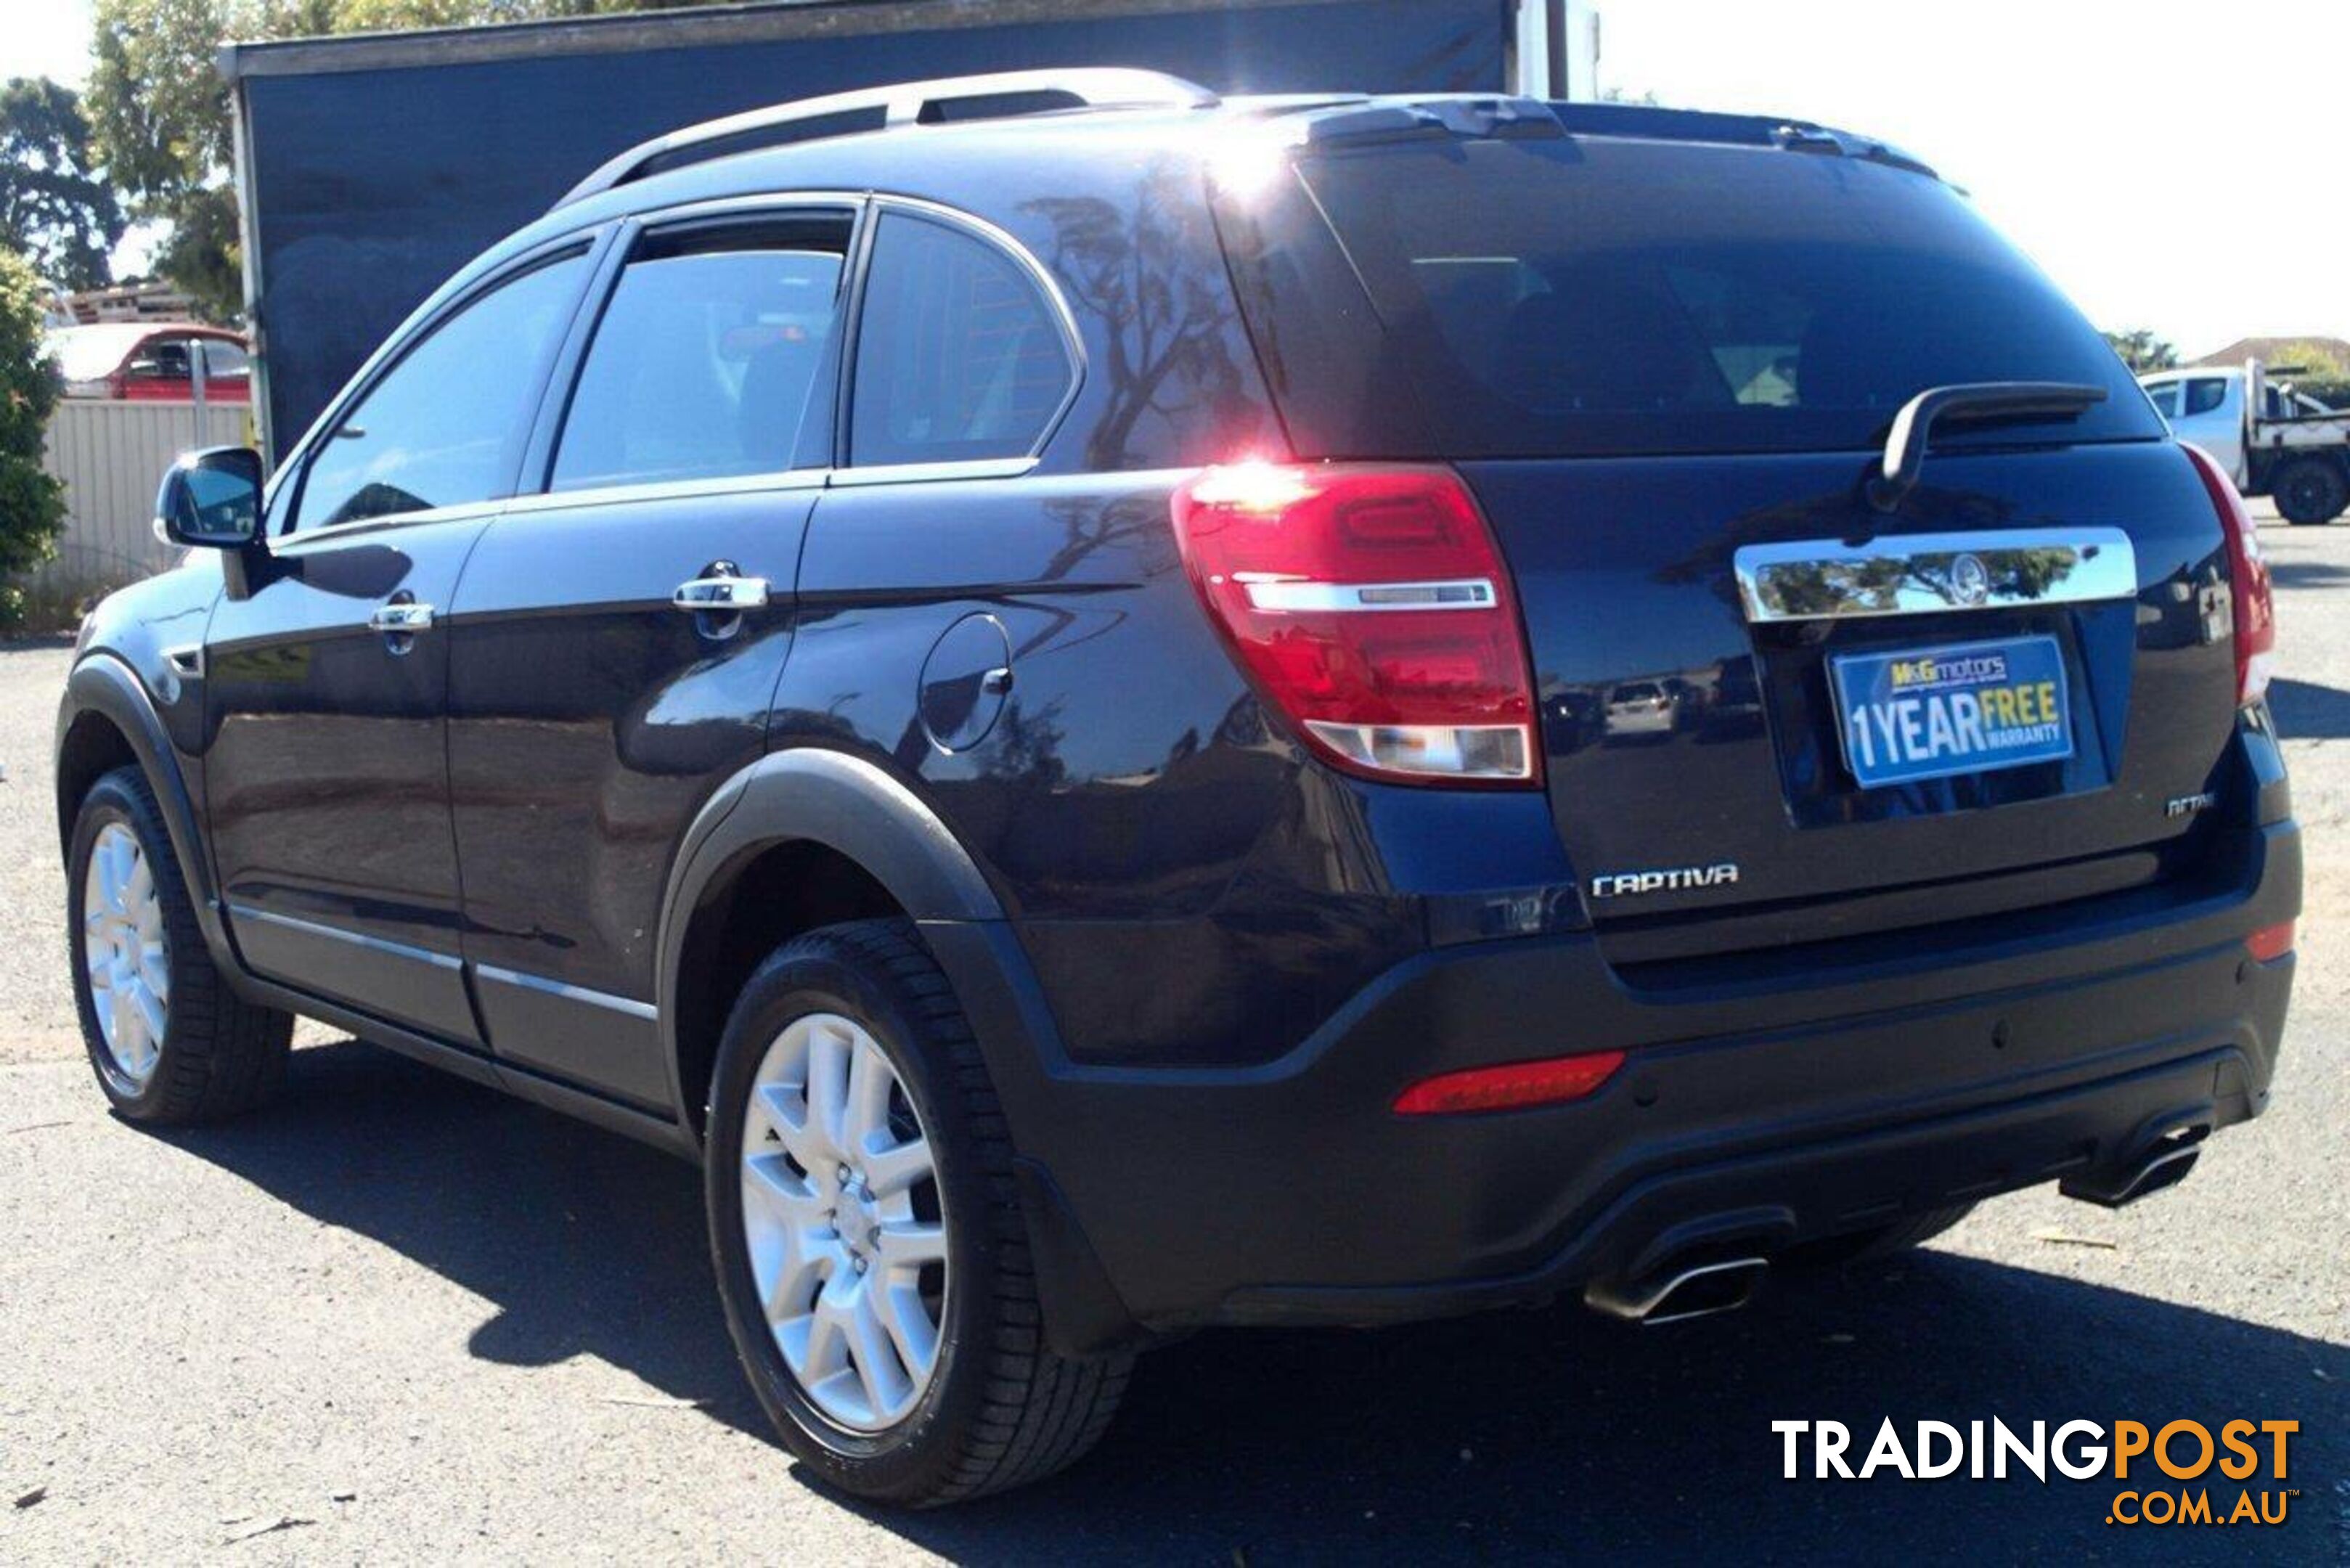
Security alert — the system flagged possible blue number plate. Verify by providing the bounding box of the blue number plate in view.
[1829,634,2073,790]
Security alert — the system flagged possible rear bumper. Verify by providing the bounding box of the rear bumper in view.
[937,820,2299,1350]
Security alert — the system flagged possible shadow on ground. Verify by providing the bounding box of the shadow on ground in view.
[2269,678,2350,743]
[2268,557,2350,591]
[160,1041,2348,1564]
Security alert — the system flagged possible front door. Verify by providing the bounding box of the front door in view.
[205,245,597,1041]
[205,515,492,1040]
[446,208,852,1106]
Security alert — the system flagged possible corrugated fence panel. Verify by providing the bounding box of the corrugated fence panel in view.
[30,401,252,595]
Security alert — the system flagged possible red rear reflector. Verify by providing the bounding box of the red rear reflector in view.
[1392,1050,1626,1116]
[2246,920,2294,963]
[1170,463,1540,786]
[2181,442,2276,706]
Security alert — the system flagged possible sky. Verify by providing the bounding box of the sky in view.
[6,0,2343,357]
[1601,0,2350,359]
[10,0,94,91]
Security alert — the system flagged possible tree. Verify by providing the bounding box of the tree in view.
[0,79,126,292]
[87,0,708,318]
[2102,328,2177,373]
[87,0,242,316]
[0,245,69,629]
[2262,339,2350,380]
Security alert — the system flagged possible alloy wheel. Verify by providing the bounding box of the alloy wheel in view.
[738,1011,949,1432]
[83,822,169,1093]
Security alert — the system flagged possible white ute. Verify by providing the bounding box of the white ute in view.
[2141,360,2350,524]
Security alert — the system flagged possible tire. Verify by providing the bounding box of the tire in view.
[2269,457,2346,525]
[1787,1202,1976,1269]
[705,918,1131,1506]
[66,765,293,1124]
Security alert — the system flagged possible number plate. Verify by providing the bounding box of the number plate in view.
[1830,634,2073,789]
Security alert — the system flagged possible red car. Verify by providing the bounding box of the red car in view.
[47,322,250,402]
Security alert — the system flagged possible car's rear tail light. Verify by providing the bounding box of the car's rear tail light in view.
[2182,442,2276,706]
[1169,462,1539,785]
[2246,920,2294,963]
[1392,1050,1625,1116]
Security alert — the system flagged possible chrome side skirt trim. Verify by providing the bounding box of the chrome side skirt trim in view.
[228,903,462,970]
[228,907,661,1021]
[474,963,658,1021]
[1733,528,2138,624]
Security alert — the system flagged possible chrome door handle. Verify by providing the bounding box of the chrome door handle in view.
[673,576,770,612]
[368,602,436,634]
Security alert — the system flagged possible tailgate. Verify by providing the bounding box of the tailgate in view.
[1459,441,2238,948]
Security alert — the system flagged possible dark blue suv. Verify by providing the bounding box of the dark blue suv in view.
[55,73,2298,1505]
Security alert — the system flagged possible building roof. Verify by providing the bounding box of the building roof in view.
[2187,335,2350,369]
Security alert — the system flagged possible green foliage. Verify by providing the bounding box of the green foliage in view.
[2262,339,2350,380]
[150,184,244,318]
[2102,329,2177,373]
[88,0,239,205]
[87,0,245,317]
[0,78,126,292]
[0,245,68,621]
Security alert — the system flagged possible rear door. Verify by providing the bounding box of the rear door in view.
[2172,374,2244,480]
[444,205,853,1108]
[1221,123,2239,957]
[205,244,596,1037]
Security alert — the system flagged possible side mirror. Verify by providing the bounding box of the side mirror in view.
[155,446,265,550]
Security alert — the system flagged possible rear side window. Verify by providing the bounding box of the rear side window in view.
[848,212,1073,467]
[294,250,589,531]
[124,335,245,384]
[553,220,848,491]
[1223,135,2163,458]
[2182,377,2229,416]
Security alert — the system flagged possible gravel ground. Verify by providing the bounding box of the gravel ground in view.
[1,513,2343,1564]
[0,634,76,1063]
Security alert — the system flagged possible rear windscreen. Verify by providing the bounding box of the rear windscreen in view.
[1222,134,2161,459]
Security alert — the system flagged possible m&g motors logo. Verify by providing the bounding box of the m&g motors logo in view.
[1773,1418,2302,1529]
[1886,650,2010,692]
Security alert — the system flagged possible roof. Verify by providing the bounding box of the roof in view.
[555,79,1937,213]
[2187,336,2350,369]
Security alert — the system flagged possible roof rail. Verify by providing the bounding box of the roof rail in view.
[554,68,1219,210]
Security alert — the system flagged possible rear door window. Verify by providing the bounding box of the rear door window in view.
[1223,134,2163,458]
[2141,380,2181,417]
[552,217,849,491]
[847,211,1074,467]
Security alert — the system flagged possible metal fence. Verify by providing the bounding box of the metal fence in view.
[32,399,251,595]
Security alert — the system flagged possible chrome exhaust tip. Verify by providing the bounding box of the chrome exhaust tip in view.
[2061,1122,2211,1209]
[1585,1256,1769,1326]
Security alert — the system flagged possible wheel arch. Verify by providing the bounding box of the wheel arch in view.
[55,656,237,968]
[656,747,1144,1355]
[656,748,1012,1142]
